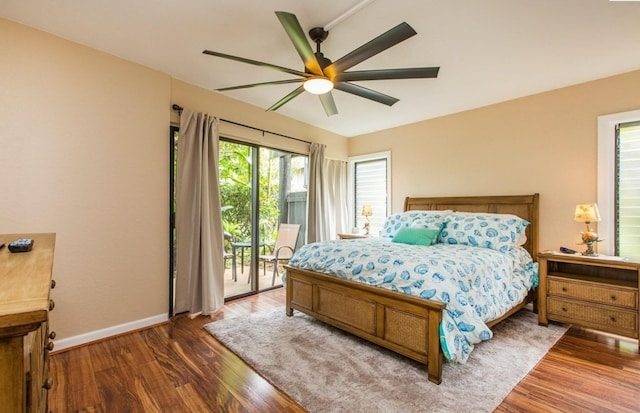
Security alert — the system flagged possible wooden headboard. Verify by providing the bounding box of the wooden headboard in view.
[404,194,540,260]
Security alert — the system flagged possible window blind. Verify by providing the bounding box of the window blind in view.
[617,121,640,259]
[354,158,388,235]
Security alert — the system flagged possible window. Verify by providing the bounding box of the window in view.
[348,151,391,236]
[616,121,640,258]
[597,109,640,259]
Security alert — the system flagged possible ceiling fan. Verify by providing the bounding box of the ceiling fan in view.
[203,11,440,116]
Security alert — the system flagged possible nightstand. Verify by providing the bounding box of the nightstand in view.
[538,252,640,345]
[337,233,369,240]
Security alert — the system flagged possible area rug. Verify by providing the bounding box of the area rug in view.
[205,307,567,413]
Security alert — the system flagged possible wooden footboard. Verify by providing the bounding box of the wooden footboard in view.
[284,265,446,384]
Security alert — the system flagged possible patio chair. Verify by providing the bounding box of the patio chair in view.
[223,232,237,281]
[259,223,300,286]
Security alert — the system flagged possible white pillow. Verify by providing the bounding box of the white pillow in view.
[380,210,451,239]
[438,212,529,253]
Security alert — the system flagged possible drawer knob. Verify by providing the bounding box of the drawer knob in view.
[561,307,568,312]
[43,378,54,390]
[610,316,617,323]
[611,295,617,301]
[49,299,55,311]
[51,279,56,289]
[45,341,55,351]
[49,331,56,340]
[561,287,568,293]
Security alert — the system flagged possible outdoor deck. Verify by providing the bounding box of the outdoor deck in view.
[223,261,284,298]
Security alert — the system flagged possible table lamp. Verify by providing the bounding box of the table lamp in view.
[574,203,602,256]
[361,205,373,235]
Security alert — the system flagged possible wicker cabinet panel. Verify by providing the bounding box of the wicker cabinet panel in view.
[548,278,637,309]
[384,307,428,354]
[547,298,637,337]
[316,286,377,335]
[290,278,313,311]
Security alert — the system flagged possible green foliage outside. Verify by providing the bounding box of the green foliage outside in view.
[219,141,280,245]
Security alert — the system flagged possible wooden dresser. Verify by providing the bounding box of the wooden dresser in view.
[0,233,56,413]
[538,252,640,344]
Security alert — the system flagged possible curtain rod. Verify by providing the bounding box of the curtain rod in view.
[171,104,312,145]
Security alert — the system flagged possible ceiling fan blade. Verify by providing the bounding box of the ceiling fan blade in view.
[203,50,310,78]
[324,22,417,78]
[335,67,440,82]
[334,82,399,106]
[266,85,305,112]
[216,78,305,92]
[318,92,338,116]
[275,11,324,76]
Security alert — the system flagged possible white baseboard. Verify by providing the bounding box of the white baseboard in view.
[53,313,169,352]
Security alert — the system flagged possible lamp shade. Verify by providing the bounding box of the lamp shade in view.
[303,77,334,94]
[361,205,373,217]
[574,203,601,223]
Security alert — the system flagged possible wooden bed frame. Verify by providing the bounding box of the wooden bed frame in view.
[284,194,539,384]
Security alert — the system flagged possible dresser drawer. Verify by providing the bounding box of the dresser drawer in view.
[548,297,638,337]
[548,277,638,309]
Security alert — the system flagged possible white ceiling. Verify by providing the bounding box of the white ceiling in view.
[2,0,640,137]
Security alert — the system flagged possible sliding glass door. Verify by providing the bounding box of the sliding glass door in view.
[219,139,307,298]
[218,140,257,297]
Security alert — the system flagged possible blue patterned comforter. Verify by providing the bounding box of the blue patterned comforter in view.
[287,238,538,363]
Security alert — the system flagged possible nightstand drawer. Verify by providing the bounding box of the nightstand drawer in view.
[548,277,638,309]
[548,298,638,337]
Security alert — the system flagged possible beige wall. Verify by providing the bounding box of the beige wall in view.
[348,70,640,252]
[0,18,346,343]
[1,18,172,341]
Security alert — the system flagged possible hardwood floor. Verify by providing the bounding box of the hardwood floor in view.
[497,328,640,413]
[49,290,304,413]
[49,289,640,412]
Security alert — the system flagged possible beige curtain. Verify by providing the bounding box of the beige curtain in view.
[323,159,349,240]
[307,143,349,242]
[174,108,225,316]
[307,143,325,243]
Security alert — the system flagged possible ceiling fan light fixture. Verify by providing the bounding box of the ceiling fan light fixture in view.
[204,12,440,116]
[303,77,334,94]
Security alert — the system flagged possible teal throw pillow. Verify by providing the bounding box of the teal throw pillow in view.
[392,227,441,246]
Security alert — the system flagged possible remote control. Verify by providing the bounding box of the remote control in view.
[559,246,577,254]
[8,238,34,253]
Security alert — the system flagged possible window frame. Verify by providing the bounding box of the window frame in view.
[347,151,392,233]
[597,108,640,256]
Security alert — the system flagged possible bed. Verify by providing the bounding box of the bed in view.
[284,194,539,384]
